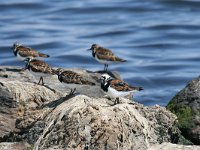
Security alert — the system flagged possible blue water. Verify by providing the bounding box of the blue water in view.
[1,0,200,106]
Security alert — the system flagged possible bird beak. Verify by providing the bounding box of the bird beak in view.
[87,48,92,51]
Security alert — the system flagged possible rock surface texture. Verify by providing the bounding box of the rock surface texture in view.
[147,142,200,150]
[167,76,200,145]
[0,66,199,150]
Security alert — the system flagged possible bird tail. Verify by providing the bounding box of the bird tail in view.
[130,86,143,91]
[38,52,50,58]
[135,87,143,91]
[115,57,127,62]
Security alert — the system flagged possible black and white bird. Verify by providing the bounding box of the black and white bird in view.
[100,74,143,102]
[56,68,95,95]
[88,44,126,72]
[24,58,56,85]
[12,42,49,61]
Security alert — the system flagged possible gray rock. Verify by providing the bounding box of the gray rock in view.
[0,66,196,150]
[167,76,200,145]
[148,142,200,150]
[0,142,31,150]
[33,97,181,150]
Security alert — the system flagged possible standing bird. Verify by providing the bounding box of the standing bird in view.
[12,42,49,61]
[57,68,95,95]
[88,44,126,72]
[100,74,143,104]
[24,58,56,85]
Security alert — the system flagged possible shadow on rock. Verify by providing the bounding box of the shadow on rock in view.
[42,94,77,108]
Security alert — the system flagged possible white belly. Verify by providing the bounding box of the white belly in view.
[107,87,130,98]
[17,53,27,61]
[107,87,138,98]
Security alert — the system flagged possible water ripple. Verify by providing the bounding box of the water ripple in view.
[1,0,200,106]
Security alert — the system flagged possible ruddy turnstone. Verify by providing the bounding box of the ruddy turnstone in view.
[24,58,56,85]
[57,68,95,95]
[100,74,143,103]
[88,44,126,72]
[12,42,49,61]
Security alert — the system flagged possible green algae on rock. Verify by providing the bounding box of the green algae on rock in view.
[0,66,186,150]
[167,76,200,145]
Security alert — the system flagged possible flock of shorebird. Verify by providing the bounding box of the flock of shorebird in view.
[12,42,143,101]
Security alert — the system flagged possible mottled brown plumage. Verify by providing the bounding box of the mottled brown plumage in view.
[12,43,49,60]
[110,79,142,92]
[95,46,114,57]
[25,58,56,85]
[89,44,126,71]
[100,74,143,100]
[57,69,95,85]
[28,59,55,74]
[95,46,124,62]
[96,53,125,62]
[18,46,49,57]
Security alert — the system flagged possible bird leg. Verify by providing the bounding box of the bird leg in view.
[41,77,44,85]
[104,64,106,72]
[104,64,108,72]
[69,88,76,95]
[114,97,120,105]
[38,77,42,85]
[128,93,133,100]
[64,88,76,100]
[20,67,26,73]
[106,64,108,72]
[38,77,44,85]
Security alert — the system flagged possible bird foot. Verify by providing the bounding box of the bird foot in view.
[114,97,120,105]
[69,88,76,96]
[19,68,26,74]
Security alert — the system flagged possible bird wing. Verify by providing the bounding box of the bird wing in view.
[60,71,83,84]
[96,48,115,61]
[96,47,114,56]
[18,46,39,57]
[59,71,95,85]
[96,47,125,62]
[30,60,53,74]
[110,79,133,91]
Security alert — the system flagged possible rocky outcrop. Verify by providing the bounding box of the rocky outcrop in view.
[167,76,200,145]
[0,66,199,150]
[148,142,200,150]
[0,142,30,150]
[33,96,180,150]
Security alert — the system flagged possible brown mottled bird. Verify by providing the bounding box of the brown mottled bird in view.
[57,68,95,95]
[12,42,49,61]
[88,44,126,72]
[100,74,143,103]
[25,58,56,85]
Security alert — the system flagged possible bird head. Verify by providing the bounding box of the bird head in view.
[88,44,100,52]
[12,42,22,51]
[56,68,64,75]
[100,74,112,84]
